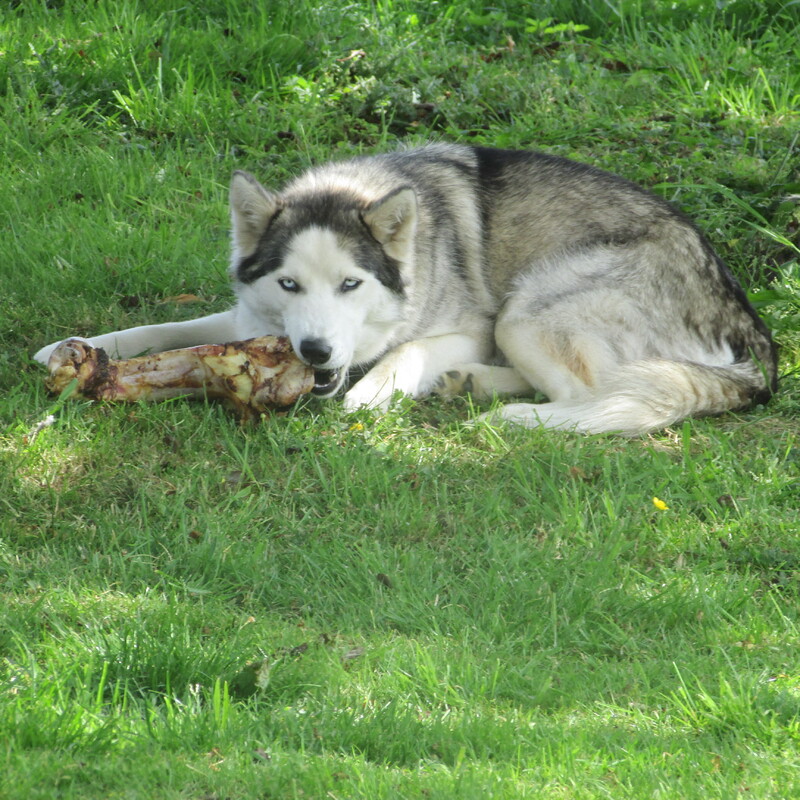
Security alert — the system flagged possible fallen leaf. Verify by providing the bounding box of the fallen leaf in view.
[24,414,56,444]
[119,294,141,309]
[160,293,205,304]
[376,573,393,589]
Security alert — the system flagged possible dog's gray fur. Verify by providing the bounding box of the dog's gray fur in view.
[34,143,777,434]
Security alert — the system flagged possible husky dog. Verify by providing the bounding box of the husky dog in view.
[34,144,777,435]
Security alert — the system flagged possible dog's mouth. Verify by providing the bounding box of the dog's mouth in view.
[311,369,343,396]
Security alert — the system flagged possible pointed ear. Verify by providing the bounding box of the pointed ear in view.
[361,187,417,261]
[230,171,280,256]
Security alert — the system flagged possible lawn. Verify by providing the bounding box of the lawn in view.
[2,1,800,797]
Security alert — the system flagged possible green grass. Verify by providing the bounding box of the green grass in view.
[2,0,800,797]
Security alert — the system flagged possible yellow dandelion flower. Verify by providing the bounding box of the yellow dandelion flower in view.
[349,422,364,432]
[652,496,669,511]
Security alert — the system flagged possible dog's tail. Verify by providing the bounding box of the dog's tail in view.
[493,358,776,436]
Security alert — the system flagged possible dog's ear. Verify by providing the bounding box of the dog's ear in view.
[361,187,417,261]
[230,171,280,255]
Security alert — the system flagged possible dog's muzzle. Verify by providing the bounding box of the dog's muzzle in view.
[299,338,344,396]
[311,369,343,396]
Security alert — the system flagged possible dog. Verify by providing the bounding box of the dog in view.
[33,143,778,435]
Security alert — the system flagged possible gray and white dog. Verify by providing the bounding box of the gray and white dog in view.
[34,143,777,434]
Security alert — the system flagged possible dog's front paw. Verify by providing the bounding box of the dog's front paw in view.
[433,369,475,399]
[342,382,393,412]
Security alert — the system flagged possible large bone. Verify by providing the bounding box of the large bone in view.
[45,336,315,417]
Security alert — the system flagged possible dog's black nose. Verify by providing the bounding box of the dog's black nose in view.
[299,338,333,366]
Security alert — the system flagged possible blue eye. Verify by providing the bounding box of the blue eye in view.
[278,278,300,292]
[341,278,362,292]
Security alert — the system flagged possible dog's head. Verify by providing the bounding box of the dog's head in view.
[228,171,416,396]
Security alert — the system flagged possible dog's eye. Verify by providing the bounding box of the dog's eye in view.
[278,278,300,292]
[340,278,362,293]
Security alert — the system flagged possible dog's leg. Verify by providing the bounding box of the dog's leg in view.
[481,314,642,433]
[343,332,488,411]
[33,309,240,365]
[471,257,647,431]
[496,320,608,405]
[433,364,533,400]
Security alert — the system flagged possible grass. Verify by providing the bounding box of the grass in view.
[2,0,800,797]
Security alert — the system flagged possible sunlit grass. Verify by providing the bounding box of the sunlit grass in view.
[2,0,800,797]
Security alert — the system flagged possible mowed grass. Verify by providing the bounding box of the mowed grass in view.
[2,1,800,797]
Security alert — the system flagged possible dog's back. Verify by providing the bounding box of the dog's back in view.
[425,145,777,433]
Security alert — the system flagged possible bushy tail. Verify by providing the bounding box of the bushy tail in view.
[494,359,774,436]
